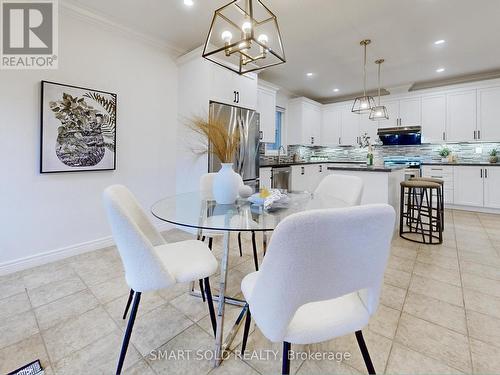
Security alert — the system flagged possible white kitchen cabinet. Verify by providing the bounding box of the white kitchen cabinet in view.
[290,165,309,191]
[211,62,257,109]
[421,165,454,204]
[447,90,477,142]
[257,85,277,143]
[484,167,500,209]
[379,98,421,127]
[340,106,360,145]
[477,86,500,141]
[399,98,421,126]
[380,99,399,128]
[288,97,322,145]
[421,95,446,142]
[453,166,484,207]
[321,108,341,146]
[259,167,272,190]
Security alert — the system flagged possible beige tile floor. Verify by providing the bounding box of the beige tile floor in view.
[1,209,500,374]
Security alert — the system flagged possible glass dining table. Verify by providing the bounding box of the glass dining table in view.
[151,191,348,366]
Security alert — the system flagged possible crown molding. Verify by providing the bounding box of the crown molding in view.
[409,69,500,91]
[60,1,185,56]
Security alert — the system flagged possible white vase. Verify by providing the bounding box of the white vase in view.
[213,163,240,204]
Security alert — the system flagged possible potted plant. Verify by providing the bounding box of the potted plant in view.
[439,147,451,163]
[187,116,241,204]
[490,149,498,164]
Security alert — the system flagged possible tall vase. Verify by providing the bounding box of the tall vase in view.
[213,163,240,204]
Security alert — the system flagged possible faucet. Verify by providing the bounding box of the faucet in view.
[277,145,286,164]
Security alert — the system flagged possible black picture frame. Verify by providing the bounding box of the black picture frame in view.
[40,80,117,173]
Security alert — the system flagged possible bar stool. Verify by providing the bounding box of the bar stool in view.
[400,180,443,244]
[410,177,445,230]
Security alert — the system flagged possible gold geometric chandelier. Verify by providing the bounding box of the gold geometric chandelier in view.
[202,0,286,75]
[352,39,375,114]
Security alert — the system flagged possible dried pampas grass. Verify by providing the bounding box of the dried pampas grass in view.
[186,116,240,163]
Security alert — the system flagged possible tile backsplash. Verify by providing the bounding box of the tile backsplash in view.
[260,143,500,165]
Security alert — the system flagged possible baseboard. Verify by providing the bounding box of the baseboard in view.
[0,222,173,276]
[447,204,500,215]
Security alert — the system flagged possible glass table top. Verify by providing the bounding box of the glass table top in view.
[151,191,348,232]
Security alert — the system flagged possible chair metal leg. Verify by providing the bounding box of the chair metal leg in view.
[355,330,376,374]
[282,341,291,375]
[241,306,251,354]
[251,231,259,271]
[199,279,206,302]
[116,291,141,375]
[122,289,134,320]
[238,232,243,257]
[204,277,217,337]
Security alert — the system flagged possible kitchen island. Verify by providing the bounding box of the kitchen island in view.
[325,165,405,210]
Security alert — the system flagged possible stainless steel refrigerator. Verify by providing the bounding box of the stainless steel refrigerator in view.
[208,101,260,191]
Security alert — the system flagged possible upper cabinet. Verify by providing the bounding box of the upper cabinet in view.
[321,108,341,146]
[380,97,421,127]
[399,98,422,126]
[288,97,322,145]
[340,106,361,146]
[477,86,500,141]
[421,94,446,143]
[446,90,477,142]
[257,84,278,143]
[211,65,257,109]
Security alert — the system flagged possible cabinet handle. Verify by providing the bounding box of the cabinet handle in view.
[259,130,263,140]
[474,130,477,140]
[442,132,445,141]
[311,137,314,145]
[478,130,481,140]
[485,168,488,178]
[301,166,305,175]
[338,137,341,144]
[319,165,322,173]
[481,169,483,178]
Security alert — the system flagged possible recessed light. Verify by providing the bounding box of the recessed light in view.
[436,67,445,73]
[184,0,194,6]
[333,88,339,92]
[434,39,445,45]
[306,72,314,77]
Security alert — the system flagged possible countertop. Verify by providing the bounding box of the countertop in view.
[421,162,500,166]
[326,165,406,173]
[260,161,363,168]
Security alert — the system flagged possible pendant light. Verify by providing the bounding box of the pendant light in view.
[352,39,375,114]
[369,59,389,120]
[202,0,286,75]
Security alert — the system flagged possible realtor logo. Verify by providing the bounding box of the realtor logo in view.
[1,0,58,69]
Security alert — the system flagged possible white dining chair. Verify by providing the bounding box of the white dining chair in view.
[103,185,218,375]
[200,172,261,271]
[314,174,364,207]
[240,204,395,375]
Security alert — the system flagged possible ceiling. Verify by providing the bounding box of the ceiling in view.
[63,0,500,103]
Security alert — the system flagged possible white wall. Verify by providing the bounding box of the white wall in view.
[0,8,178,274]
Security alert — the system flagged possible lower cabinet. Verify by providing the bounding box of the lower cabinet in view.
[259,167,272,190]
[453,166,484,207]
[421,165,454,204]
[484,167,500,209]
[453,166,500,209]
[290,164,326,192]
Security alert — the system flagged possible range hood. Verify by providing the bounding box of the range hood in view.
[377,126,421,146]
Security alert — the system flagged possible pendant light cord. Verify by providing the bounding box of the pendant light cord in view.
[363,43,367,96]
[377,62,381,105]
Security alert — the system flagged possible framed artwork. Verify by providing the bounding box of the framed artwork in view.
[40,81,117,173]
